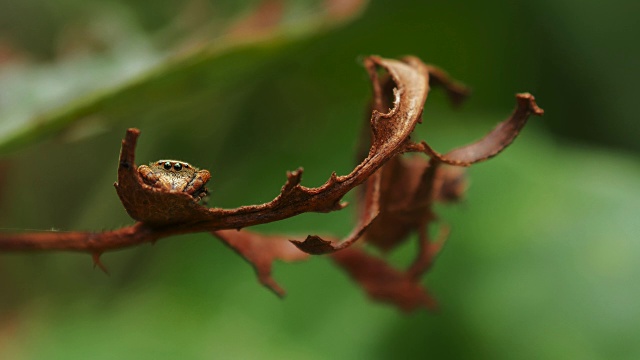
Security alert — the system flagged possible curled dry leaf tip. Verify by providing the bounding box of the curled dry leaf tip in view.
[410,92,544,167]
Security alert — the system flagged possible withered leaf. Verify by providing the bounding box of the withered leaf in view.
[331,247,438,312]
[352,57,467,253]
[213,229,308,297]
[432,165,467,203]
[362,156,466,253]
[331,222,448,313]
[114,128,209,226]
[115,56,430,248]
[1,54,544,314]
[423,63,471,107]
[291,170,381,254]
[405,223,450,279]
[412,93,544,166]
[291,56,430,253]
[362,156,435,252]
[364,91,542,252]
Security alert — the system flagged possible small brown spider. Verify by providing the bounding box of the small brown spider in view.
[138,160,211,203]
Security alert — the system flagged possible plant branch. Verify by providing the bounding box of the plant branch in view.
[0,55,544,311]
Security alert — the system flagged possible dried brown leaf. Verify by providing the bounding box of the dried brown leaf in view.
[362,156,434,251]
[114,128,209,226]
[412,93,544,166]
[213,229,308,297]
[364,88,542,252]
[405,223,450,279]
[0,54,543,313]
[331,247,438,312]
[423,63,471,107]
[331,217,448,312]
[290,169,381,254]
[115,55,429,257]
[291,57,430,253]
[3,55,434,252]
[353,57,471,252]
[432,165,467,203]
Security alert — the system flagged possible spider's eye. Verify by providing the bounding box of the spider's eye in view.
[174,163,183,171]
[164,162,172,170]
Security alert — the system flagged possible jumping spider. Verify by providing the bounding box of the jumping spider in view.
[138,160,211,203]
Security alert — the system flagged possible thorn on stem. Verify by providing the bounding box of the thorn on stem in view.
[92,252,110,275]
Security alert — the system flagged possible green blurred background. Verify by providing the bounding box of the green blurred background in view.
[1,0,639,358]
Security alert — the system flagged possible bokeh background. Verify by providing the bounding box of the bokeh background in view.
[1,0,639,358]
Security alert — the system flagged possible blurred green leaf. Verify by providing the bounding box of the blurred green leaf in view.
[0,0,367,155]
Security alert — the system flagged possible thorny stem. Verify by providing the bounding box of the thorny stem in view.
[0,223,160,252]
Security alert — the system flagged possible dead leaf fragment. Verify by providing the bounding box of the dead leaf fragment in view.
[414,93,544,166]
[331,247,438,312]
[362,156,433,251]
[214,229,309,297]
[291,57,430,253]
[2,54,544,314]
[115,56,430,243]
